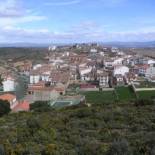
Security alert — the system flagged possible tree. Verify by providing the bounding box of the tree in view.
[26,117,41,129]
[134,99,154,106]
[0,144,5,155]
[41,144,58,155]
[107,138,132,155]
[30,101,52,112]
[0,100,11,117]
[0,75,3,86]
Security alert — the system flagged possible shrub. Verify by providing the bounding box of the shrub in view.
[0,144,5,155]
[107,138,132,155]
[26,117,41,130]
[0,100,11,117]
[134,99,154,106]
[30,101,52,112]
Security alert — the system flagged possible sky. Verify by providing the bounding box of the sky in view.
[0,0,155,43]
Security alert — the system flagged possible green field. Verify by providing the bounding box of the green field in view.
[81,86,155,104]
[81,87,137,104]
[137,91,155,99]
[82,91,116,104]
[115,86,136,101]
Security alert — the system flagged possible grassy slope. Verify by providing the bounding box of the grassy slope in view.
[82,86,136,104]
[115,86,136,101]
[82,91,116,104]
[138,91,155,99]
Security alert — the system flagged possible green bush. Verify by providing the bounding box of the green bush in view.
[30,101,53,112]
[107,138,132,155]
[134,99,154,106]
[0,100,11,117]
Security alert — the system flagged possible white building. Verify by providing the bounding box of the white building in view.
[117,51,125,56]
[145,64,155,79]
[113,58,124,66]
[100,51,105,56]
[30,74,40,84]
[111,47,119,53]
[114,66,129,76]
[49,46,57,51]
[30,65,51,84]
[97,71,109,88]
[41,74,50,82]
[148,60,155,65]
[90,48,97,53]
[115,74,124,86]
[104,60,114,68]
[79,68,92,81]
[33,64,42,70]
[3,77,15,92]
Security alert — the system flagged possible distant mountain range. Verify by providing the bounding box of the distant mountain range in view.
[0,41,155,48]
[101,41,155,48]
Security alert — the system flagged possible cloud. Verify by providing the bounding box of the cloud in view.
[70,21,100,31]
[0,15,47,29]
[0,0,48,43]
[45,0,81,6]
[0,20,155,43]
[67,21,155,42]
[44,0,126,7]
[0,26,51,42]
[1,0,153,43]
[0,0,47,28]
[0,0,24,18]
[107,32,155,42]
[1,27,155,43]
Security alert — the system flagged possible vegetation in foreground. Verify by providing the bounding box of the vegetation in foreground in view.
[0,100,155,155]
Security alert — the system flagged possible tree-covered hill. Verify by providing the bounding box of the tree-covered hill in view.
[0,48,48,63]
[0,101,155,155]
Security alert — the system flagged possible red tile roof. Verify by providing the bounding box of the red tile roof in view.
[0,94,16,102]
[135,64,149,70]
[54,87,65,92]
[28,86,54,91]
[80,84,96,89]
[12,100,30,112]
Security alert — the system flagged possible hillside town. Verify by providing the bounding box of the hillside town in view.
[1,44,155,112]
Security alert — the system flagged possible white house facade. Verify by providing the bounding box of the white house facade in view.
[3,78,15,92]
[114,66,129,76]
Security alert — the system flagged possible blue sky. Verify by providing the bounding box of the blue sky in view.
[0,0,155,43]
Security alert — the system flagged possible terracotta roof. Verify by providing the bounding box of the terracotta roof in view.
[54,87,65,92]
[87,61,96,66]
[80,84,96,89]
[12,100,30,112]
[134,64,149,70]
[50,71,70,84]
[28,85,54,91]
[0,94,16,102]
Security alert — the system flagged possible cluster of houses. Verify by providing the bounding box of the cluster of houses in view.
[25,46,155,97]
[1,44,155,111]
